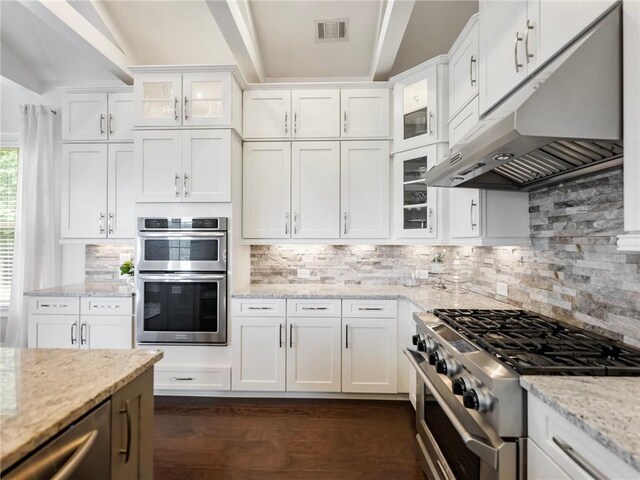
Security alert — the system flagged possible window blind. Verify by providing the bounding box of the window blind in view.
[0,147,19,306]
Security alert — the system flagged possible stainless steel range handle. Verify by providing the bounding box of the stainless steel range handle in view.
[524,19,534,64]
[437,459,455,480]
[119,400,132,463]
[51,430,98,480]
[404,348,503,468]
[469,55,477,87]
[99,213,105,235]
[470,199,478,230]
[184,96,189,120]
[514,32,523,73]
[552,437,606,480]
[137,273,226,282]
[174,173,180,197]
[138,231,226,238]
[99,114,105,135]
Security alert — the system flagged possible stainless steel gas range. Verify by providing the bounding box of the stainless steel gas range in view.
[405,309,640,480]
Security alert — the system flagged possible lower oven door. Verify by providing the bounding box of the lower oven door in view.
[404,349,519,480]
[136,273,227,344]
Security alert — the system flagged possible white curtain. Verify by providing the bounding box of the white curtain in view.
[5,105,60,347]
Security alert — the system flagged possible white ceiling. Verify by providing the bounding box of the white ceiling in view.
[249,0,384,81]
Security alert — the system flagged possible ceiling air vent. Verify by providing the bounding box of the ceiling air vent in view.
[315,18,348,41]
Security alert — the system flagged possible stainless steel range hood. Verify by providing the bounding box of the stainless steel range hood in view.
[425,3,622,191]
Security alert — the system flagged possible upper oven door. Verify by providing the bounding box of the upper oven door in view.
[137,231,227,272]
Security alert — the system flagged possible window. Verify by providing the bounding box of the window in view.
[0,147,18,306]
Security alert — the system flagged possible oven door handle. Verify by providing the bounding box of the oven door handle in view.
[404,348,502,469]
[137,274,226,282]
[138,231,226,238]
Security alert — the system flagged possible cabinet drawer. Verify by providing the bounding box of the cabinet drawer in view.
[287,299,341,317]
[154,366,231,391]
[448,97,479,151]
[81,297,133,316]
[29,297,79,315]
[342,299,397,318]
[232,298,286,317]
[528,394,640,479]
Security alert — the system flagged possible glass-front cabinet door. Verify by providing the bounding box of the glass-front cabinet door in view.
[134,73,182,127]
[183,72,231,127]
[394,144,440,239]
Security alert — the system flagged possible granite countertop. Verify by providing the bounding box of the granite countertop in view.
[24,281,135,297]
[521,376,640,472]
[232,284,514,311]
[0,348,162,471]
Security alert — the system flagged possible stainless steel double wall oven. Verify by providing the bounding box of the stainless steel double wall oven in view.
[136,217,227,344]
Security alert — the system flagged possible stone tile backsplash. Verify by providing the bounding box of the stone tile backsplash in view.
[251,168,640,345]
[85,244,134,281]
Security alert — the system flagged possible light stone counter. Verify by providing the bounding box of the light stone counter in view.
[24,281,134,297]
[0,348,162,471]
[232,284,514,311]
[521,376,640,472]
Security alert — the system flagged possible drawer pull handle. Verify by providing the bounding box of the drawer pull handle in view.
[279,323,284,348]
[301,307,328,311]
[92,304,120,309]
[552,437,606,480]
[170,376,194,381]
[358,307,384,311]
[247,306,273,310]
[40,304,68,308]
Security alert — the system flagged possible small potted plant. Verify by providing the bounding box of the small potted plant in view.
[120,259,135,285]
[431,252,445,273]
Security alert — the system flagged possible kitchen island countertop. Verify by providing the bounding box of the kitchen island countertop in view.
[0,348,162,471]
[24,281,134,297]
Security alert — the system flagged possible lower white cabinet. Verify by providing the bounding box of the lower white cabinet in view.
[342,317,398,393]
[528,439,570,480]
[28,296,133,349]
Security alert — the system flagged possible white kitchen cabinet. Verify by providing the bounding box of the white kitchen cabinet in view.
[80,316,132,349]
[341,141,390,239]
[107,143,135,239]
[528,439,571,480]
[62,91,134,142]
[448,189,530,244]
[28,315,78,349]
[286,317,341,392]
[394,144,444,239]
[292,89,340,138]
[136,130,231,203]
[342,317,398,393]
[243,90,291,138]
[243,142,291,239]
[182,72,231,127]
[133,73,183,127]
[291,142,340,239]
[231,317,286,391]
[397,300,420,404]
[341,89,390,138]
[449,15,479,119]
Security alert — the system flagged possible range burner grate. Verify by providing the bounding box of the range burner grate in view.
[433,309,640,376]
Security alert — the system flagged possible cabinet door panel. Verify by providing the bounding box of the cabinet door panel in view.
[341,89,389,138]
[449,189,481,238]
[83,316,132,349]
[61,144,108,238]
[341,141,390,239]
[243,90,291,138]
[107,92,134,141]
[182,130,231,202]
[287,318,341,392]
[342,318,397,393]
[135,131,182,202]
[62,93,108,141]
[232,317,286,391]
[108,144,135,239]
[528,440,571,480]
[243,142,291,238]
[134,73,182,127]
[292,89,340,138]
[28,315,78,348]
[183,72,231,127]
[449,19,479,118]
[291,142,340,239]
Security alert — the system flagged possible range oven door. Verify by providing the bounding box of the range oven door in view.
[404,349,519,480]
[136,273,227,344]
[137,231,227,272]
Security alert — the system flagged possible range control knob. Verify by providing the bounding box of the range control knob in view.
[411,334,422,346]
[423,337,437,353]
[428,351,443,365]
[412,334,427,351]
[463,388,495,412]
[452,376,479,396]
[435,358,461,377]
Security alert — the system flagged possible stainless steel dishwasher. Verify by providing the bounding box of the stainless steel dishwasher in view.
[4,400,111,479]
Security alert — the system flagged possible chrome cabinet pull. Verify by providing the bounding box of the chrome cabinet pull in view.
[174,173,180,197]
[343,110,347,134]
[279,324,284,348]
[428,111,434,135]
[80,322,87,346]
[174,97,179,120]
[343,212,348,235]
[70,322,77,345]
[247,306,273,310]
[524,20,534,63]
[183,174,189,197]
[108,213,114,235]
[552,437,606,480]
[293,111,297,135]
[289,323,293,348]
[293,212,298,235]
[184,96,189,120]
[108,114,114,135]
[284,111,288,134]
[285,212,289,235]
[514,32,523,73]
[119,400,132,463]
[358,307,383,311]
[470,199,478,230]
[428,207,434,233]
[92,304,120,309]
[40,303,68,308]
[469,55,477,86]
[301,307,328,311]
[99,114,105,135]
[345,324,349,349]
[170,376,194,381]
[99,213,105,234]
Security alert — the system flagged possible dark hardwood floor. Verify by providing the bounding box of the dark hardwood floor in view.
[154,396,425,479]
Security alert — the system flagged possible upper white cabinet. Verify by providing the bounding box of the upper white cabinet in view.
[135,129,232,203]
[243,90,291,138]
[449,15,479,118]
[341,141,390,239]
[390,57,447,153]
[341,89,390,138]
[132,67,241,130]
[292,89,340,138]
[62,91,133,142]
[61,143,135,239]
